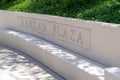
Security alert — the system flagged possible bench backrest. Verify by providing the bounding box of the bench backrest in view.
[0,10,120,67]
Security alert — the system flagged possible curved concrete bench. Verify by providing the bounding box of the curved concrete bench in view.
[0,28,105,80]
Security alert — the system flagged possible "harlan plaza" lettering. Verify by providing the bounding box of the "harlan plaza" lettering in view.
[17,16,91,50]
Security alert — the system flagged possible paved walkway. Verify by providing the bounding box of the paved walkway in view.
[0,45,64,80]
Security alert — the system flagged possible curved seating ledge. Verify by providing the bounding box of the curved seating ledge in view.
[0,28,105,80]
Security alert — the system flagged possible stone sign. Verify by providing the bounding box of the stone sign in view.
[17,16,91,51]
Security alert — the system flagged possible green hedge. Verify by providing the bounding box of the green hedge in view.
[0,0,120,24]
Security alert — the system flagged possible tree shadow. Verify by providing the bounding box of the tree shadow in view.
[0,45,63,80]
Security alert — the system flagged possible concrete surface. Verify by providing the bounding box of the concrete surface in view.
[0,45,64,80]
[0,11,120,80]
[0,10,120,67]
[105,67,120,80]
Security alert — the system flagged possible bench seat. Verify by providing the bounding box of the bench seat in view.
[0,29,106,80]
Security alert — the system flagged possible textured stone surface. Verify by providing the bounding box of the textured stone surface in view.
[105,67,120,80]
[0,45,64,80]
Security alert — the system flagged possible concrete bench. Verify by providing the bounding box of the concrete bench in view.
[0,28,105,80]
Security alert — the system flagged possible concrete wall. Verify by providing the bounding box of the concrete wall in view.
[0,10,120,68]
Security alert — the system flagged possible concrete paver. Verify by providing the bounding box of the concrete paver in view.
[0,45,64,80]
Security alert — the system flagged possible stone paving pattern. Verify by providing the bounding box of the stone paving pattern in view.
[0,45,64,80]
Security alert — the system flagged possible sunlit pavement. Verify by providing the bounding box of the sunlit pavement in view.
[0,45,63,80]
